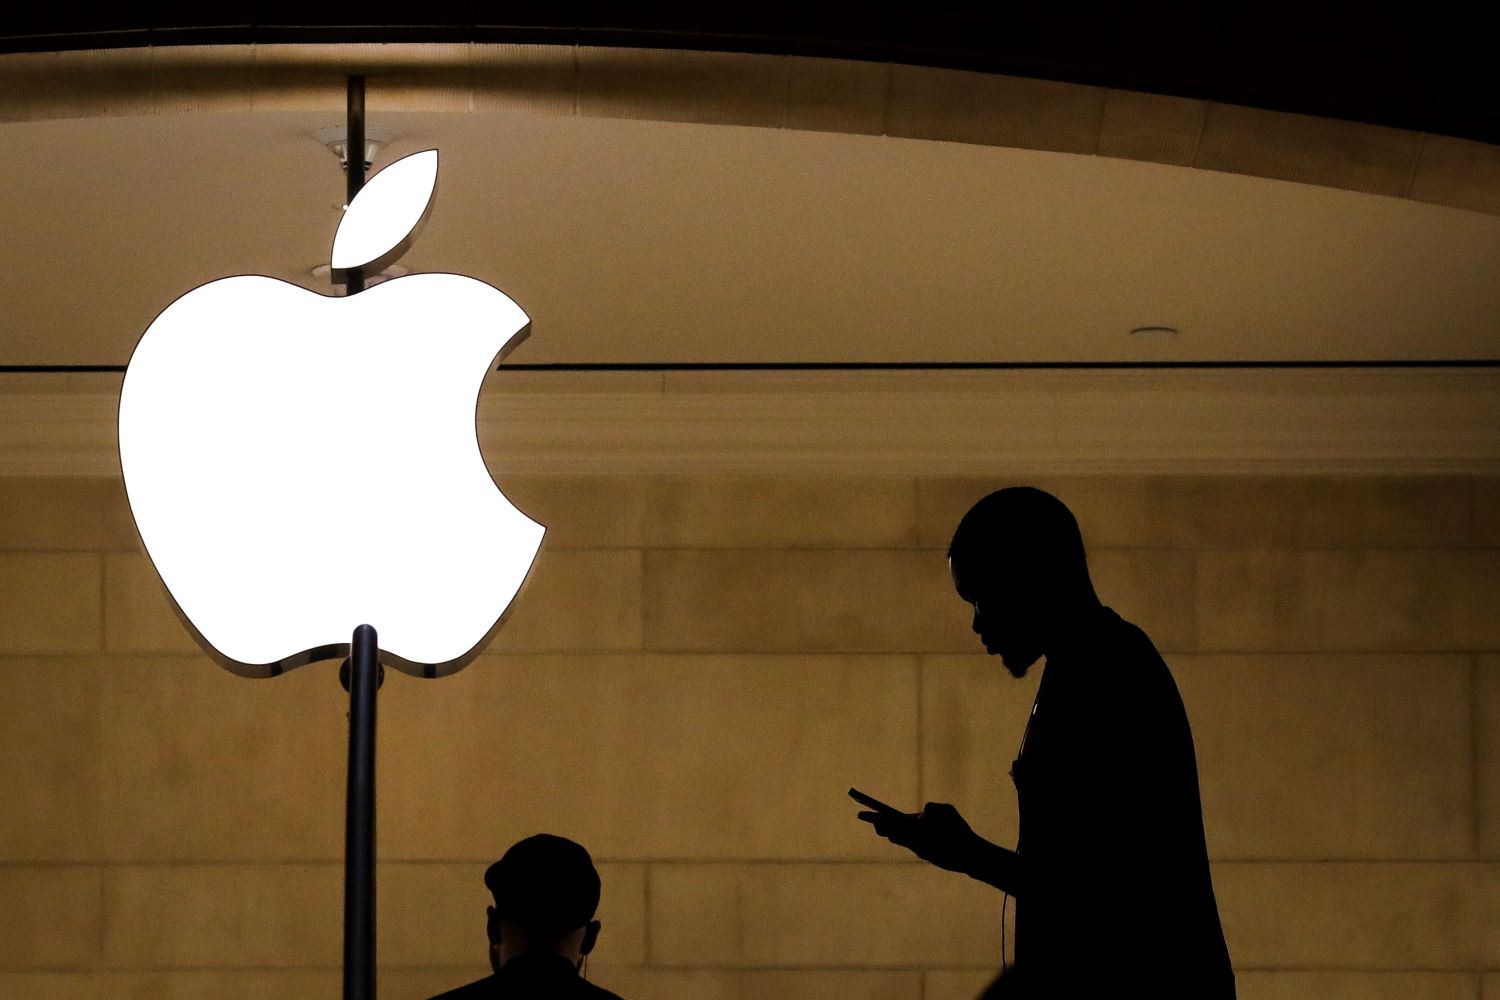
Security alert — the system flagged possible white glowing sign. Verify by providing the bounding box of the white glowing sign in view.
[331,149,437,277]
[118,149,544,678]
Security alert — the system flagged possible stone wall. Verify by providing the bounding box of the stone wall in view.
[0,474,1496,999]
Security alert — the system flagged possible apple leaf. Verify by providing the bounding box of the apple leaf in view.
[331,149,438,275]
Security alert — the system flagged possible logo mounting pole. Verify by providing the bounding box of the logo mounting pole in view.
[340,74,377,1000]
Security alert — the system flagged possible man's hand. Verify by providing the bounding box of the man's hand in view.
[856,800,981,874]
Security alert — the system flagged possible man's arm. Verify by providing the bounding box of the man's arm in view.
[857,801,1027,897]
[964,831,1027,897]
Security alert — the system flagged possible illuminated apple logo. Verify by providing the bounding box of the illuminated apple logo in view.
[118,149,544,678]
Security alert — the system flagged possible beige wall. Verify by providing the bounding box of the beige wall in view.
[0,473,1497,999]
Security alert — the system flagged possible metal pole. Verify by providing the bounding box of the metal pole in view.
[345,75,366,295]
[341,73,375,1000]
[343,623,379,1000]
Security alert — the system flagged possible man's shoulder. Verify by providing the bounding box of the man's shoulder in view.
[425,976,494,999]
[580,979,628,999]
[1098,606,1160,656]
[1094,608,1174,681]
[423,972,626,1000]
[1069,608,1182,719]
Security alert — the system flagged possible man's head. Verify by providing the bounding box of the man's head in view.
[483,834,602,974]
[947,487,1098,677]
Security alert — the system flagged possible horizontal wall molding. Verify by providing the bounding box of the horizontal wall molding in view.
[0,44,1497,217]
[4,370,1499,476]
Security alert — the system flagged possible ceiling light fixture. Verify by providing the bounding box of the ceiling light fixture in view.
[315,124,396,173]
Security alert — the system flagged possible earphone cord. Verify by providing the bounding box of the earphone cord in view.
[1001,892,1009,972]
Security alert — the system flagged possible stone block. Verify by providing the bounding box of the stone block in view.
[366,60,473,116]
[916,476,1472,550]
[103,864,341,967]
[0,552,101,653]
[1409,135,1500,216]
[644,549,971,653]
[1476,477,1500,546]
[785,57,890,136]
[1234,971,1481,1000]
[0,971,345,998]
[1174,654,1473,859]
[644,475,917,548]
[0,657,101,860]
[99,656,345,860]
[579,48,786,128]
[1214,861,1499,968]
[378,653,917,861]
[0,976,102,999]
[925,970,1001,1000]
[1196,104,1423,197]
[244,59,343,113]
[488,548,643,652]
[1098,90,1207,166]
[0,476,137,550]
[149,46,256,115]
[102,552,198,654]
[499,475,650,548]
[251,44,471,114]
[1479,656,1500,858]
[915,478,1045,549]
[1089,549,1196,651]
[0,867,100,969]
[0,50,154,123]
[1196,550,1500,651]
[1141,476,1470,549]
[647,862,1001,966]
[471,44,578,116]
[887,66,1104,154]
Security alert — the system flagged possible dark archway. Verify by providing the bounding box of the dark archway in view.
[2,2,1496,144]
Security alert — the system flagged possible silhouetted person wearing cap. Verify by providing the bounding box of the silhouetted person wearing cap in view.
[427,834,625,1000]
[855,487,1234,998]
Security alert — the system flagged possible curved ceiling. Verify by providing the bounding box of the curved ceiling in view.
[3,4,1497,145]
[2,108,1498,366]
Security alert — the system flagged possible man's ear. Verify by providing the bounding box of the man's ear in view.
[580,920,601,955]
[486,905,500,944]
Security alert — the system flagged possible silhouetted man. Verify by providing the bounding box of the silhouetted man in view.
[856,487,1234,998]
[427,833,625,1000]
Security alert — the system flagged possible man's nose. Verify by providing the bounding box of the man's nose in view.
[971,606,982,634]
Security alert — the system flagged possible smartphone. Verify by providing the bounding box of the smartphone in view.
[848,787,902,814]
